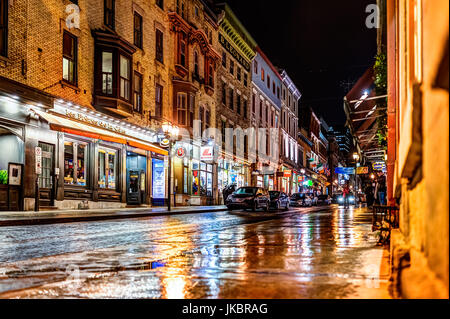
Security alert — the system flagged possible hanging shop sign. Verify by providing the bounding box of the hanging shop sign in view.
[176,147,186,158]
[160,138,170,148]
[283,170,292,178]
[372,162,386,171]
[335,167,355,175]
[298,176,305,183]
[201,146,214,161]
[356,167,369,175]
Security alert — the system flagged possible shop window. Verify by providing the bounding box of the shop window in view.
[192,161,212,197]
[104,0,115,30]
[0,0,8,57]
[177,92,187,126]
[62,31,78,85]
[98,148,117,190]
[64,141,88,186]
[156,29,164,63]
[133,72,143,113]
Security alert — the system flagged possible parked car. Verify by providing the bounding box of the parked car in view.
[307,193,319,206]
[290,193,313,207]
[269,191,290,210]
[226,187,270,212]
[317,195,332,205]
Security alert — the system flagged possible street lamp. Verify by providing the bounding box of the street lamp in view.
[162,122,180,212]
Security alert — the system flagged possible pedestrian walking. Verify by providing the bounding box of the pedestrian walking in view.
[342,182,350,209]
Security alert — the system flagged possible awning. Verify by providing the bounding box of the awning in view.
[33,110,168,156]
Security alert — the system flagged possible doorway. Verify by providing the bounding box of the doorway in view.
[38,142,55,207]
[126,152,147,205]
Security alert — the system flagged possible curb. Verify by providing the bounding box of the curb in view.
[0,208,229,227]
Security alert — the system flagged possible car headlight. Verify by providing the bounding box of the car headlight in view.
[338,197,344,203]
[349,196,355,203]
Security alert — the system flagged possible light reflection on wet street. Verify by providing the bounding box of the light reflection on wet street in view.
[0,206,390,299]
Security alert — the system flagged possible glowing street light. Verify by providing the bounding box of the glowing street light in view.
[162,122,180,212]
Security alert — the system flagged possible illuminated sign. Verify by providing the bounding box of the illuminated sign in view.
[201,146,214,161]
[335,167,355,175]
[298,176,304,183]
[356,167,369,175]
[373,162,386,171]
[219,34,251,72]
[160,139,170,148]
[176,147,186,158]
[66,111,126,134]
[283,170,292,178]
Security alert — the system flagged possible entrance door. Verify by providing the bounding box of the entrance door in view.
[127,170,141,205]
[38,142,55,207]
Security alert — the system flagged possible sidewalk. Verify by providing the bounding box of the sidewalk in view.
[0,205,228,227]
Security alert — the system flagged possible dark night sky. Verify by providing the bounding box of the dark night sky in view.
[223,0,378,126]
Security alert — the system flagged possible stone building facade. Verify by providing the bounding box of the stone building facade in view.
[251,48,282,190]
[387,0,449,299]
[214,3,257,203]
[165,0,221,206]
[0,0,173,210]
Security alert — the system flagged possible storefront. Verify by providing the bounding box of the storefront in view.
[0,78,168,211]
[172,142,215,206]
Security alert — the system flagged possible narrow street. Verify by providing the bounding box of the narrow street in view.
[0,206,390,299]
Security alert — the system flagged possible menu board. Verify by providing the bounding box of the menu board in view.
[152,159,165,199]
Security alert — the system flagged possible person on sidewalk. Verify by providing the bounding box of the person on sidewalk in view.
[376,173,387,206]
[342,182,350,209]
[365,183,375,208]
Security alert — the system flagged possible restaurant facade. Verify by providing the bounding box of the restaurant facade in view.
[0,77,168,211]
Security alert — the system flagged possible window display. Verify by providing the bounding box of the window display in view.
[98,148,118,190]
[64,141,88,186]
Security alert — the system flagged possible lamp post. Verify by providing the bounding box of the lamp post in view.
[353,153,360,195]
[162,122,179,212]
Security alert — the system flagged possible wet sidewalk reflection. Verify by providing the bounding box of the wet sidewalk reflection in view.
[0,206,390,299]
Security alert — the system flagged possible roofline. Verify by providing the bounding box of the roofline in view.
[256,47,283,81]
